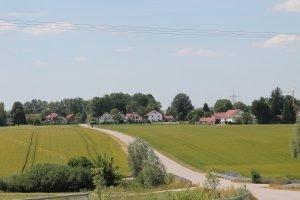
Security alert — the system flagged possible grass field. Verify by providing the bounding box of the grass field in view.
[101,124,300,179]
[0,125,129,177]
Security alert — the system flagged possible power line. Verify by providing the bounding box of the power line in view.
[1,18,300,38]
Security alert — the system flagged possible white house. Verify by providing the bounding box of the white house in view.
[126,112,143,123]
[99,113,114,123]
[214,109,244,124]
[145,110,163,122]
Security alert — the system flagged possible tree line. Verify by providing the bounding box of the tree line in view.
[0,87,299,126]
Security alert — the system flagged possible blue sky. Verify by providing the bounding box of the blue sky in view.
[0,0,300,110]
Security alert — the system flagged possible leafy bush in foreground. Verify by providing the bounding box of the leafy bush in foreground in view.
[91,155,121,188]
[128,137,166,187]
[251,169,261,183]
[68,156,94,169]
[2,164,93,192]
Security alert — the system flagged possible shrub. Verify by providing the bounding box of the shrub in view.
[290,124,300,159]
[128,137,152,177]
[128,137,166,187]
[91,155,121,188]
[68,156,94,169]
[137,159,166,187]
[251,169,261,183]
[203,172,220,191]
[0,178,7,191]
[3,164,93,192]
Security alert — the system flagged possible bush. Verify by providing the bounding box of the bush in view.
[0,178,7,191]
[128,137,166,187]
[137,159,166,187]
[251,169,261,183]
[68,156,94,169]
[91,155,121,188]
[3,164,93,192]
[203,172,220,191]
[290,124,300,159]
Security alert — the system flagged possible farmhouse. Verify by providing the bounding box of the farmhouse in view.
[163,115,174,122]
[126,112,143,122]
[45,112,59,123]
[99,113,114,123]
[44,112,67,124]
[216,109,244,124]
[145,110,163,122]
[199,116,216,125]
[199,109,243,125]
[66,114,76,123]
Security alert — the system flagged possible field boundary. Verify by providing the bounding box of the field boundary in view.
[21,192,90,200]
[21,131,35,172]
[31,131,39,167]
[73,128,94,158]
[77,127,99,157]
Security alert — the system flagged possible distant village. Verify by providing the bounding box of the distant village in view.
[1,87,299,127]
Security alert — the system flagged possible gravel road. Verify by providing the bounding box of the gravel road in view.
[81,124,300,200]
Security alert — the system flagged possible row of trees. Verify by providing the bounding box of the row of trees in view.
[0,87,299,126]
[166,87,298,124]
[0,93,162,126]
[252,87,298,124]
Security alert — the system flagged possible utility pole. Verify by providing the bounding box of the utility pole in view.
[230,89,239,104]
[287,88,295,108]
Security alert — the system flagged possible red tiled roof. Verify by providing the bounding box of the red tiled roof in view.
[199,116,215,122]
[164,115,174,120]
[213,109,241,119]
[66,114,75,119]
[126,112,141,118]
[46,112,59,118]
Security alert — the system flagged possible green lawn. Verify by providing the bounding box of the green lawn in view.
[101,124,300,179]
[0,125,129,177]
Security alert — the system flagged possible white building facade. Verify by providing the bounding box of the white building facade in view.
[99,113,114,123]
[145,110,163,122]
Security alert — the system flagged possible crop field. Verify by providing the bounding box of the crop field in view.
[0,125,129,177]
[101,124,300,179]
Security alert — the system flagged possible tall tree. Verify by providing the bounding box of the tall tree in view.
[126,93,161,116]
[203,103,210,113]
[187,108,204,123]
[251,97,271,124]
[283,96,296,124]
[269,87,284,117]
[11,102,26,125]
[214,99,233,113]
[0,102,7,126]
[168,93,194,121]
[233,101,249,112]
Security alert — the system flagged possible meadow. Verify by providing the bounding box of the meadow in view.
[0,125,129,177]
[101,124,300,179]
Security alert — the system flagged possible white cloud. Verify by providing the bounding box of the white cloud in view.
[2,11,47,17]
[175,47,234,58]
[273,0,300,12]
[32,60,45,65]
[115,47,133,53]
[23,22,74,35]
[252,34,300,48]
[73,56,89,62]
[0,20,17,31]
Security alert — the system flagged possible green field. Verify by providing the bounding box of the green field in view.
[0,125,129,177]
[101,124,300,179]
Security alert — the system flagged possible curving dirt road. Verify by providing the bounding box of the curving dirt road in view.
[81,124,300,200]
